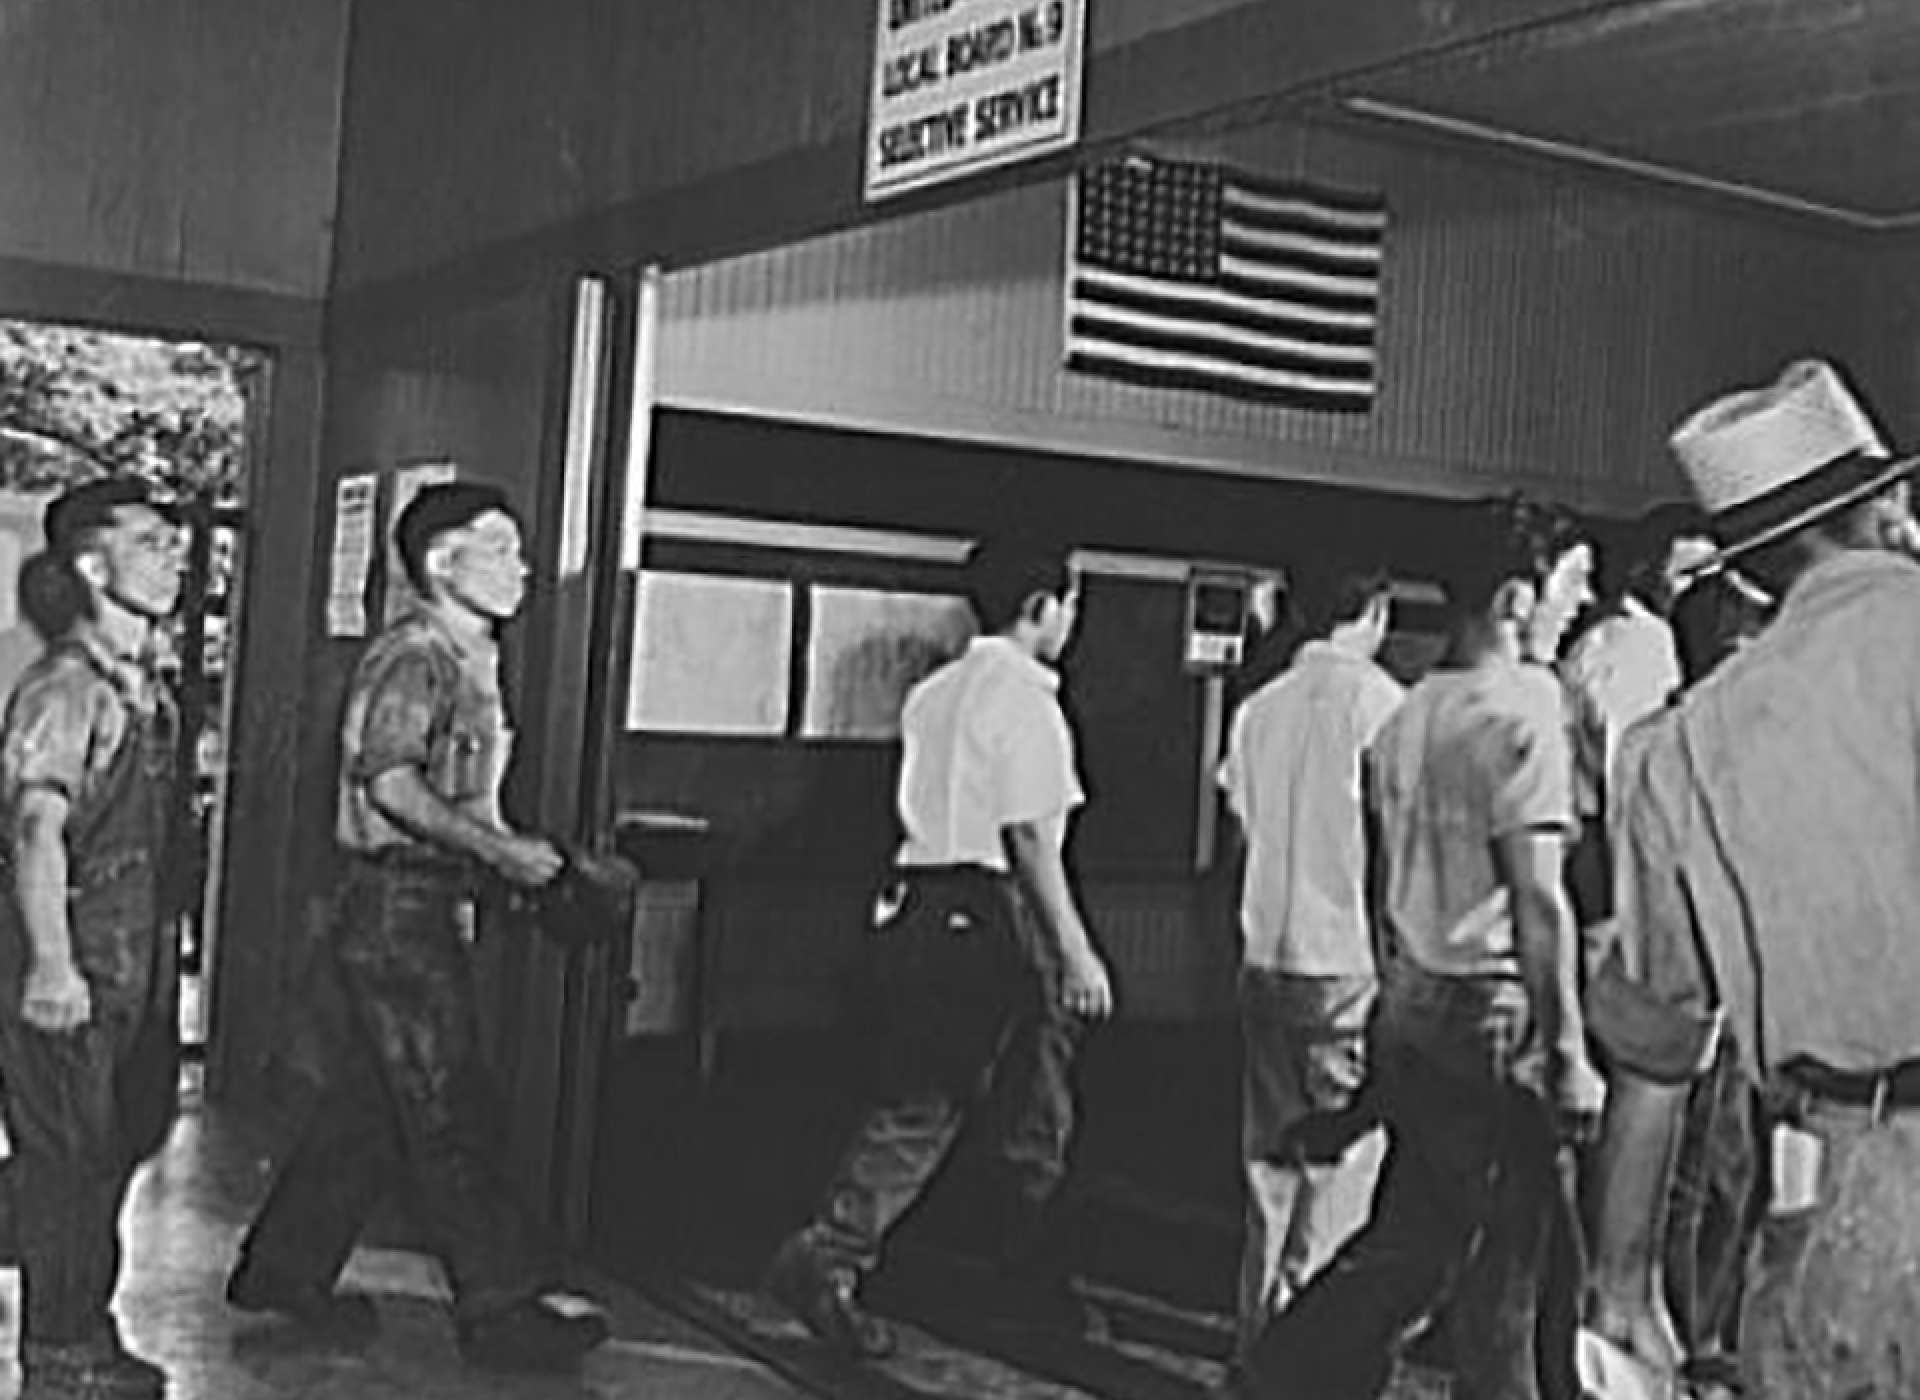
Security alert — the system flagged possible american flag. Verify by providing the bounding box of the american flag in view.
[1064,154,1386,411]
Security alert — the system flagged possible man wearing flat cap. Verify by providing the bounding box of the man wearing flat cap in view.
[1582,360,1920,1400]
[0,478,185,1399]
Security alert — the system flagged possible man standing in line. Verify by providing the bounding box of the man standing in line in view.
[1559,504,1713,927]
[0,479,186,1399]
[1217,567,1403,1358]
[1237,497,1604,1400]
[1584,359,1920,1400]
[227,482,609,1372]
[765,534,1113,1359]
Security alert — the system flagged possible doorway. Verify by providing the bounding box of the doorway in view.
[0,317,265,1058]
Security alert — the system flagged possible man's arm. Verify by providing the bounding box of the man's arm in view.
[367,766,561,886]
[1004,820,1112,1019]
[1496,827,1604,1135]
[1581,735,1720,1375]
[12,788,91,1031]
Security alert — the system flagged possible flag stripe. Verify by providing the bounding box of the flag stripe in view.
[1067,351,1375,407]
[1069,314,1375,380]
[1219,246,1379,299]
[1070,274,1376,348]
[1222,225,1380,273]
[1065,154,1386,411]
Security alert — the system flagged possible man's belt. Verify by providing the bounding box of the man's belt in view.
[346,847,475,880]
[1784,1057,1920,1113]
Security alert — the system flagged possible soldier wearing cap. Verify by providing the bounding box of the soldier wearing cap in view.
[1583,360,1920,1400]
[0,478,185,1398]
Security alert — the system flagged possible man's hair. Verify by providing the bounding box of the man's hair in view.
[965,533,1075,632]
[1291,564,1394,639]
[1619,500,1709,610]
[44,477,164,560]
[21,477,168,640]
[394,482,515,593]
[1438,494,1590,619]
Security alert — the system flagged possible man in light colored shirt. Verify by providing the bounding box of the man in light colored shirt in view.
[766,535,1112,1361]
[1562,503,1713,805]
[1239,496,1603,1400]
[1584,359,1920,1400]
[1218,568,1403,1354]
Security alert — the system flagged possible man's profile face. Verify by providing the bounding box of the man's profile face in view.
[439,508,529,620]
[1523,541,1594,663]
[1035,576,1081,663]
[91,503,185,620]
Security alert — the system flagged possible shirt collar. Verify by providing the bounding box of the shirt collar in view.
[967,634,1060,692]
[1297,637,1371,667]
[413,603,497,664]
[68,629,156,710]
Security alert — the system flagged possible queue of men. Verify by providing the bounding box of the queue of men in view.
[0,353,1913,1399]
[1223,357,1920,1400]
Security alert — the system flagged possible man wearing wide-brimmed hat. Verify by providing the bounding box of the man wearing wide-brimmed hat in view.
[1581,359,1920,1400]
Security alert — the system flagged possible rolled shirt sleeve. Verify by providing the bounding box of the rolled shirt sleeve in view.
[349,649,444,785]
[2,672,99,806]
[996,696,1085,833]
[1489,678,1576,838]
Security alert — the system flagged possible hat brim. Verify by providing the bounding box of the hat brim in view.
[1705,449,1920,564]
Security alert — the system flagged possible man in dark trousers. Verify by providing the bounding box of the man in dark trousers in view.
[0,478,186,1398]
[227,482,609,1372]
[1237,496,1605,1400]
[1584,359,1920,1400]
[765,534,1114,1359]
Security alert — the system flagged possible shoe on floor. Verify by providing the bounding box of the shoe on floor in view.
[458,1295,610,1372]
[20,1336,165,1398]
[225,1256,379,1338]
[764,1235,896,1360]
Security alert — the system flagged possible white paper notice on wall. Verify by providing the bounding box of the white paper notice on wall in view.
[628,571,793,735]
[326,473,379,638]
[864,0,1086,202]
[803,587,975,740]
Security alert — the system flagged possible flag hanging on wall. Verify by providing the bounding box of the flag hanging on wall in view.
[1063,153,1386,411]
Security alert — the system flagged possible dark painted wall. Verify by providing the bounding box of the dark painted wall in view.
[328,0,1634,296]
[0,0,349,298]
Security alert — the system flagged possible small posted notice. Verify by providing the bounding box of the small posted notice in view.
[325,473,378,638]
[864,0,1086,203]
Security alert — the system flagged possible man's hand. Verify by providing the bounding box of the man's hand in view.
[1555,1049,1608,1146]
[1061,945,1114,1021]
[22,957,90,1033]
[495,834,564,888]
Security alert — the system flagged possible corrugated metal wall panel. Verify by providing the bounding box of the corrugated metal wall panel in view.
[660,118,1879,512]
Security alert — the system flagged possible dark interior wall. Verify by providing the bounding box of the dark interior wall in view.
[0,0,350,1106]
[327,0,1628,295]
[0,0,350,298]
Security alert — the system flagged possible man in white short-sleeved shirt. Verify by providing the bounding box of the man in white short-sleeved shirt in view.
[766,536,1112,1361]
[1218,568,1403,1355]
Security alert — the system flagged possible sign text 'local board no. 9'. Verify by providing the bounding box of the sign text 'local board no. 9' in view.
[864,0,1086,202]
